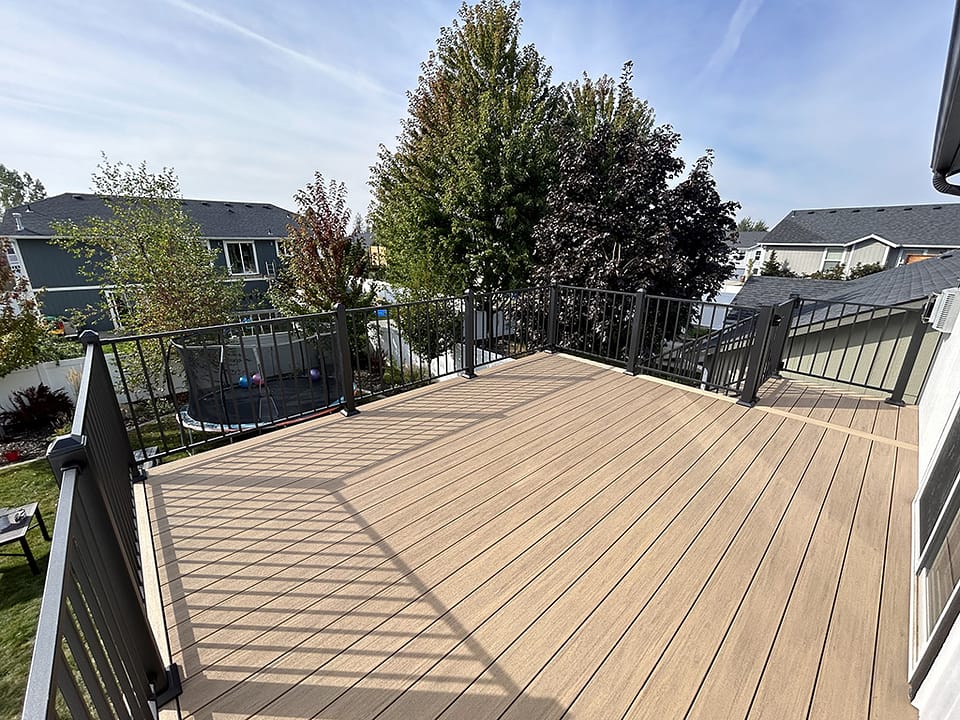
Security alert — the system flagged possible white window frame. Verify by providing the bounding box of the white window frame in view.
[222,240,259,276]
[820,246,845,272]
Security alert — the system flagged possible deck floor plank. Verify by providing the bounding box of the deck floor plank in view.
[146,354,918,720]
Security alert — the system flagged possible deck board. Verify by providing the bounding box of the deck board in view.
[147,354,918,720]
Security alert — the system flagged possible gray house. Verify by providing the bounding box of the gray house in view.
[756,203,960,276]
[0,193,293,330]
[731,251,960,402]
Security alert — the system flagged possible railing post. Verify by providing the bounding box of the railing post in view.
[333,302,358,416]
[624,289,646,376]
[886,308,928,406]
[546,284,559,352]
[462,289,477,378]
[764,296,800,379]
[738,304,776,407]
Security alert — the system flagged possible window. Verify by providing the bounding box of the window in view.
[275,239,293,258]
[822,247,843,271]
[754,249,762,260]
[105,290,134,330]
[224,241,257,275]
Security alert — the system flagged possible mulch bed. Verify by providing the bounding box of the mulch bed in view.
[0,432,54,467]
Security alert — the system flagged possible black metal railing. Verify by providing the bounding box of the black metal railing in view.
[552,286,638,366]
[633,294,765,396]
[23,332,180,720]
[79,285,936,465]
[781,297,929,404]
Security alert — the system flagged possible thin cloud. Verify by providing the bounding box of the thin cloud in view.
[164,0,389,98]
[703,0,765,76]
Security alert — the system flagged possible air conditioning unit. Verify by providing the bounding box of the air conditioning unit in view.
[929,288,960,333]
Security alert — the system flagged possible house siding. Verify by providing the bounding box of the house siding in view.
[764,246,824,275]
[847,240,889,268]
[781,310,939,404]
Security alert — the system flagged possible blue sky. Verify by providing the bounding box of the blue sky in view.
[0,0,954,226]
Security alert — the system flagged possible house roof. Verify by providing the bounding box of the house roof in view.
[732,230,766,250]
[733,251,960,308]
[763,203,960,248]
[0,192,294,238]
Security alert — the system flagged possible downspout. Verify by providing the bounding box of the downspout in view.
[933,171,960,196]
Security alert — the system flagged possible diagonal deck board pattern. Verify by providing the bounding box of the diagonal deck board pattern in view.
[147,353,917,720]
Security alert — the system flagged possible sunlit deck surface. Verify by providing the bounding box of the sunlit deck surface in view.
[147,353,918,720]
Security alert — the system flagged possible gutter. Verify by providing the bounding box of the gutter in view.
[932,1,960,189]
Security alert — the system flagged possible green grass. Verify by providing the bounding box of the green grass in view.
[0,460,59,720]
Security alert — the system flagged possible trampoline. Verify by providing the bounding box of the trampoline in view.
[171,330,340,432]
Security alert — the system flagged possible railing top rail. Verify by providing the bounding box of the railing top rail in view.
[69,336,97,437]
[347,295,468,313]
[793,296,923,314]
[557,285,637,298]
[21,467,78,719]
[108,310,338,344]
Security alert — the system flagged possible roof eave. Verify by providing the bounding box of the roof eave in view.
[932,1,960,183]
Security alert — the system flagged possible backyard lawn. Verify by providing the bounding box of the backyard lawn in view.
[0,460,58,720]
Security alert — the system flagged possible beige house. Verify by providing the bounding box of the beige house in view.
[756,203,960,276]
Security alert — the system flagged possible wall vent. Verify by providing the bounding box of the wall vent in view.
[930,288,960,333]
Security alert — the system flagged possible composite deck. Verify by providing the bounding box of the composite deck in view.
[147,353,919,720]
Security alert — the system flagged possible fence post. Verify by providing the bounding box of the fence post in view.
[764,296,799,379]
[333,303,358,416]
[546,285,559,352]
[624,289,646,376]
[885,308,928,406]
[738,304,775,407]
[462,290,477,378]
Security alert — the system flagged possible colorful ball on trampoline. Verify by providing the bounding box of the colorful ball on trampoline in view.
[238,376,249,388]
[309,367,322,382]
[251,373,263,386]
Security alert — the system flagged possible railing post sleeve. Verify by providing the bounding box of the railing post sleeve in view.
[462,290,477,378]
[738,304,775,407]
[624,289,646,376]
[333,303,358,416]
[886,308,928,406]
[546,284,559,352]
[765,296,799,379]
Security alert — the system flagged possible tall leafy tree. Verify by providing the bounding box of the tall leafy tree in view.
[532,64,737,300]
[737,216,768,232]
[0,165,46,214]
[269,173,375,314]
[52,157,241,333]
[370,0,557,295]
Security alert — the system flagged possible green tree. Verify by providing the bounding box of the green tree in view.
[737,216,768,232]
[760,250,798,278]
[0,165,46,214]
[807,264,846,280]
[52,157,240,333]
[0,252,60,376]
[848,262,885,279]
[532,65,737,300]
[370,0,557,296]
[269,173,375,314]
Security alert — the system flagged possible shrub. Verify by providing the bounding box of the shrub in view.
[0,384,74,435]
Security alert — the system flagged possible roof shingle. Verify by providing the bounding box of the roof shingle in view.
[0,193,294,238]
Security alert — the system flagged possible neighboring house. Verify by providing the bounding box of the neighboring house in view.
[755,203,960,276]
[0,193,293,330]
[729,251,960,403]
[728,229,766,282]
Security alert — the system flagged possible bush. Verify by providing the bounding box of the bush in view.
[0,384,74,435]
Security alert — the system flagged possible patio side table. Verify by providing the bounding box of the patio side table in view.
[0,503,51,575]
